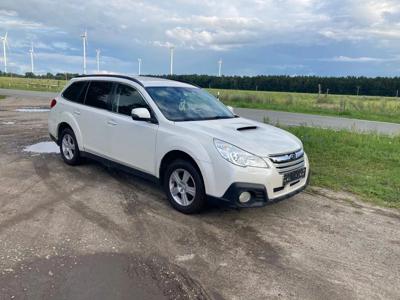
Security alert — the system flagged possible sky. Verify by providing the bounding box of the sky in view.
[1,0,400,77]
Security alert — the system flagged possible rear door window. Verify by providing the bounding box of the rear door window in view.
[62,81,88,104]
[113,84,149,116]
[85,81,114,110]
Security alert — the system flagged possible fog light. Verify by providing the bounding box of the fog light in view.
[239,191,251,203]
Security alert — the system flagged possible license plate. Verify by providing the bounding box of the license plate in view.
[283,168,306,185]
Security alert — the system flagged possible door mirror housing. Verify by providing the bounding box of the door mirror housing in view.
[131,107,151,121]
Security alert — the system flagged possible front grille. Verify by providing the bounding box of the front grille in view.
[268,149,305,174]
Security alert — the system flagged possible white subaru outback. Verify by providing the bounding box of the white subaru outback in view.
[48,75,309,213]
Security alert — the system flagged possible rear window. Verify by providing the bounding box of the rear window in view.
[85,81,114,110]
[62,81,88,104]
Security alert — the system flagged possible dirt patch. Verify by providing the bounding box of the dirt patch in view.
[0,253,211,300]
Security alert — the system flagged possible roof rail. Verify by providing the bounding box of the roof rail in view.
[75,74,144,87]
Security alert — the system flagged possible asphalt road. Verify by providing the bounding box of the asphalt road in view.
[1,88,399,135]
[236,107,400,135]
[0,91,399,299]
[0,88,57,99]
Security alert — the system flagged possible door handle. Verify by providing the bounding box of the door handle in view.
[107,120,117,126]
[73,110,81,115]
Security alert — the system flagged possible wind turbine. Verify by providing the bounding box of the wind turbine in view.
[169,46,174,75]
[1,32,9,73]
[218,59,223,77]
[80,30,88,74]
[29,42,35,74]
[95,49,100,73]
[138,58,142,75]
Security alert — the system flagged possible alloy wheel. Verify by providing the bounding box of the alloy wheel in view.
[169,168,196,206]
[62,133,75,160]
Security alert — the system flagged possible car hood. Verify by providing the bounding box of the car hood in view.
[177,117,303,157]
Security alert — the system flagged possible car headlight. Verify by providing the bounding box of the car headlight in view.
[213,139,269,168]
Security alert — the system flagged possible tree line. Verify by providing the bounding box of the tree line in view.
[161,75,400,97]
[0,71,79,81]
[1,71,400,97]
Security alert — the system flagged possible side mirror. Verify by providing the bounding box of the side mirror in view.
[131,107,151,121]
[227,106,234,113]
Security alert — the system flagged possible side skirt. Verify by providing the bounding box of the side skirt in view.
[80,151,160,184]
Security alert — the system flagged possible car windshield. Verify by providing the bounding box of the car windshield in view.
[146,87,235,121]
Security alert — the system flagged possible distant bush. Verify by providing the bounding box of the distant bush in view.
[160,74,400,97]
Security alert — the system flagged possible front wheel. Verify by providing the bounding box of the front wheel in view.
[59,128,81,165]
[164,159,206,214]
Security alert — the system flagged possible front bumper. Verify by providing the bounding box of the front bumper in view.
[203,150,310,208]
[207,171,310,208]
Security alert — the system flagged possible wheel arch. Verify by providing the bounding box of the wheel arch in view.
[159,150,204,186]
[57,122,72,140]
[57,112,84,150]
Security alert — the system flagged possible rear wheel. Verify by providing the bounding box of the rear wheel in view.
[164,159,206,214]
[59,128,81,165]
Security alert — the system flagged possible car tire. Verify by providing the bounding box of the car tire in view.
[59,128,81,166]
[164,159,206,214]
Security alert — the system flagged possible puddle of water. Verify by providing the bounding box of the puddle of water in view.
[23,141,60,154]
[15,107,50,112]
[1,121,15,125]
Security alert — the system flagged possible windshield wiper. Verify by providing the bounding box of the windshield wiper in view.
[206,115,235,120]
[173,115,235,122]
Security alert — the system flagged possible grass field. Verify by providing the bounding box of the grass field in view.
[283,126,400,208]
[0,76,66,93]
[209,88,400,124]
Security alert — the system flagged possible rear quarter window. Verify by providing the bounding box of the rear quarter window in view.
[62,81,88,104]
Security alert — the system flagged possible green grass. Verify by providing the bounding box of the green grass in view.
[208,88,400,124]
[282,126,400,208]
[0,95,5,100]
[0,77,65,93]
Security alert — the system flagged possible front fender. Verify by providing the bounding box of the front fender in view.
[157,134,212,165]
[156,134,216,193]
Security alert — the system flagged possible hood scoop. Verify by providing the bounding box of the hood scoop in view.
[237,126,258,131]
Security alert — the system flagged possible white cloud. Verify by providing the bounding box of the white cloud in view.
[0,9,17,17]
[322,55,400,63]
[165,27,257,50]
[168,15,263,30]
[0,9,50,31]
[316,0,400,43]
[52,42,78,51]
[152,41,175,48]
[332,56,386,62]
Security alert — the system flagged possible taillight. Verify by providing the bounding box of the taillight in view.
[50,99,57,108]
